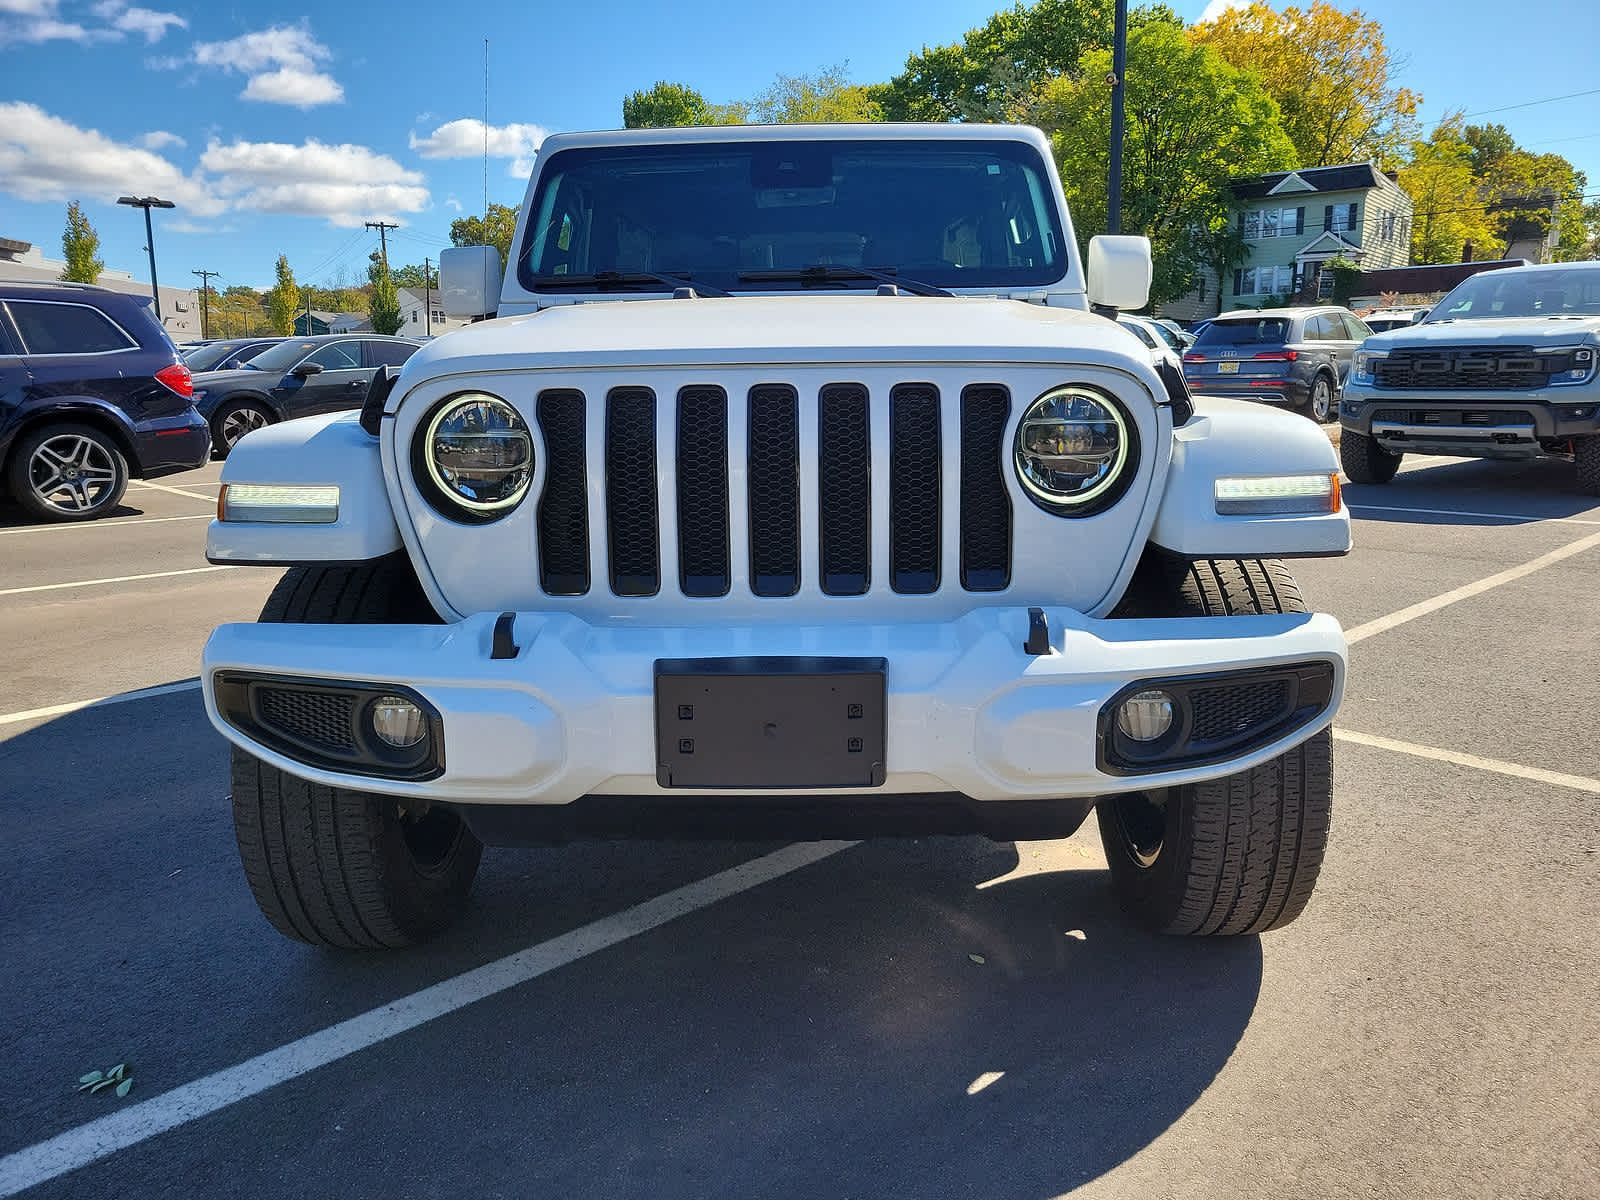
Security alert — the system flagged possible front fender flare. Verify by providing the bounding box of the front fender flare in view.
[206,411,402,565]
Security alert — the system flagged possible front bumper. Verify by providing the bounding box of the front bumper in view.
[1341,387,1600,458]
[203,606,1346,806]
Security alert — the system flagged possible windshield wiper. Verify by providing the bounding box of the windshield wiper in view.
[736,265,952,298]
[530,270,729,297]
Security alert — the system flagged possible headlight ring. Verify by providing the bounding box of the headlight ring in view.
[1013,384,1138,516]
[412,392,534,523]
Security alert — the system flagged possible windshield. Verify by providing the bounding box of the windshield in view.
[245,339,325,372]
[1194,317,1291,348]
[1428,268,1600,321]
[184,341,262,372]
[517,139,1068,293]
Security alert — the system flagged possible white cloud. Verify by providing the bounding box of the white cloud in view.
[1197,0,1251,22]
[180,23,343,107]
[241,66,344,107]
[166,220,238,234]
[200,138,429,227]
[445,195,463,212]
[0,0,56,14]
[137,129,185,150]
[410,118,546,177]
[103,4,186,42]
[0,100,220,213]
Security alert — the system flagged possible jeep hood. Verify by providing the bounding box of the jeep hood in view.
[1367,315,1600,351]
[397,296,1153,384]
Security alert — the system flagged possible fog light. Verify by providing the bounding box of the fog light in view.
[370,695,427,748]
[1116,690,1174,742]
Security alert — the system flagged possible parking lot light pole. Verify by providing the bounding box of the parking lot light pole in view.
[1107,0,1128,235]
[117,195,176,322]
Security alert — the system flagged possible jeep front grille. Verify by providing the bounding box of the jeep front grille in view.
[533,382,1013,600]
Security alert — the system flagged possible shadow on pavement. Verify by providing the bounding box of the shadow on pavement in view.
[1341,456,1598,526]
[3,690,1262,1200]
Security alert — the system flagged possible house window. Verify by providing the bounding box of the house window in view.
[1261,209,1280,238]
[1317,270,1335,299]
[1243,210,1260,239]
[411,311,418,322]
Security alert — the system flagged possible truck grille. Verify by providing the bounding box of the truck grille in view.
[534,382,1013,600]
[1374,347,1554,391]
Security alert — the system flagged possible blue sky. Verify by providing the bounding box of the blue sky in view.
[1,0,1596,291]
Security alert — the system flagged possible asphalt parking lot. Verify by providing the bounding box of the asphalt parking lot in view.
[2,452,1597,1199]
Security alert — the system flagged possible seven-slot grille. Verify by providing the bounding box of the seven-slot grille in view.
[1373,347,1559,391]
[533,383,1012,600]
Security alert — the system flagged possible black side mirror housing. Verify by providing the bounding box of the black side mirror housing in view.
[359,365,402,436]
[292,361,324,378]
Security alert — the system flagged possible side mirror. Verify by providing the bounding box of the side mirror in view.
[292,361,324,378]
[441,245,504,319]
[1086,234,1153,314]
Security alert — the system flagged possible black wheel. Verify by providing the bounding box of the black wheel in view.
[5,422,128,522]
[1576,436,1600,497]
[230,559,481,949]
[1303,374,1335,423]
[210,399,274,458]
[1340,427,1401,484]
[1097,558,1333,935]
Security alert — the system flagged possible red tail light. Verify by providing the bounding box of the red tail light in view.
[1183,352,1206,363]
[155,362,193,398]
[1252,350,1298,362]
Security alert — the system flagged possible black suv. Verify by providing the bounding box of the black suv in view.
[181,337,282,373]
[193,334,420,456]
[1182,306,1372,422]
[0,282,210,521]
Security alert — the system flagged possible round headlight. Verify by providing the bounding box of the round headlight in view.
[418,393,533,519]
[1013,385,1136,514]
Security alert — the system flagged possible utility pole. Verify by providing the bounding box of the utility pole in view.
[116,195,176,321]
[424,256,432,337]
[365,221,398,270]
[191,269,218,340]
[1107,0,1128,235]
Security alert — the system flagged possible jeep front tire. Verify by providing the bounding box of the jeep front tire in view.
[229,559,482,949]
[1097,559,1333,935]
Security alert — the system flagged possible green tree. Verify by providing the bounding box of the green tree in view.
[59,201,104,283]
[367,251,403,336]
[622,81,748,128]
[876,0,1116,123]
[1192,1,1420,167]
[1036,20,1296,305]
[265,255,299,336]
[1463,122,1516,177]
[449,203,520,271]
[392,262,438,290]
[750,65,882,124]
[1397,123,1494,265]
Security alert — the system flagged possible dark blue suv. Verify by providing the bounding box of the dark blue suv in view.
[0,281,210,521]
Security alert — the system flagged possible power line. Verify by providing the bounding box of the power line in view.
[1459,87,1600,122]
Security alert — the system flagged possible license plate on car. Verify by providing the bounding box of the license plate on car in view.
[655,657,887,789]
[1218,361,1240,374]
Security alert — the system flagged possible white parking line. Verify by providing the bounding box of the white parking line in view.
[1344,528,1600,644]
[0,513,212,537]
[1348,503,1600,527]
[128,479,218,503]
[0,565,234,597]
[0,840,855,1198]
[1333,728,1600,796]
[0,679,201,728]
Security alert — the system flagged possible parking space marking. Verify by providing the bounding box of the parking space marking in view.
[0,840,855,1197]
[0,679,201,728]
[1334,728,1600,796]
[0,513,212,537]
[1344,529,1600,645]
[127,479,217,503]
[1348,503,1600,527]
[0,565,234,598]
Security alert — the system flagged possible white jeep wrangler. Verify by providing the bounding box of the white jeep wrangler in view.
[203,124,1351,949]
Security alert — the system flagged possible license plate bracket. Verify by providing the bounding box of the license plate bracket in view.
[655,657,887,789]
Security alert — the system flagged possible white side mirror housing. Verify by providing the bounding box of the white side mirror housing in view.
[1086,234,1153,313]
[440,245,503,320]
